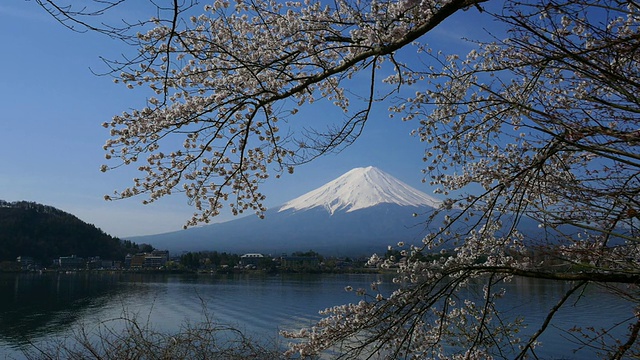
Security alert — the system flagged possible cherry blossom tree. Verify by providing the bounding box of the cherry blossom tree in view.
[37,0,638,358]
[37,0,487,225]
[284,1,640,358]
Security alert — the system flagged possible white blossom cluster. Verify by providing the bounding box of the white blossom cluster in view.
[283,0,639,358]
[102,0,482,226]
[91,0,639,357]
[401,0,640,268]
[283,227,530,358]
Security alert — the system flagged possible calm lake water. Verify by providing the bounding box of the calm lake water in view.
[0,272,636,359]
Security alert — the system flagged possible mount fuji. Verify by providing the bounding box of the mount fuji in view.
[280,166,440,214]
[131,167,444,256]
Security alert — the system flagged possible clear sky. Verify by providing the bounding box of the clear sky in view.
[0,2,492,238]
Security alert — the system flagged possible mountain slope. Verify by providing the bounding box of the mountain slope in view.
[134,167,443,256]
[135,204,437,256]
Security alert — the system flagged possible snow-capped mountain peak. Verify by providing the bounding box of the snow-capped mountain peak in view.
[279,166,441,214]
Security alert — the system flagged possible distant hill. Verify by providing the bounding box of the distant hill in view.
[0,200,143,264]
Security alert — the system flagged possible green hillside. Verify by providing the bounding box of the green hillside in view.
[0,200,143,264]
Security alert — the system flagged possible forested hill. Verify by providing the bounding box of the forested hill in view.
[0,200,140,264]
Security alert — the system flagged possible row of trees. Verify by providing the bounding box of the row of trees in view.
[179,250,241,269]
[35,0,639,358]
[178,250,354,272]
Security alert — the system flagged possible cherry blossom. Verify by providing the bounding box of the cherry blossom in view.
[81,0,485,227]
[38,0,639,358]
[284,0,639,357]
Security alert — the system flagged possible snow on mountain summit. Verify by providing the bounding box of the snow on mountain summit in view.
[279,166,441,214]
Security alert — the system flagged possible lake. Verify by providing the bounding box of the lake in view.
[0,272,636,359]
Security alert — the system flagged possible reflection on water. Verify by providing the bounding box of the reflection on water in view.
[500,277,638,357]
[0,272,636,359]
[0,272,127,345]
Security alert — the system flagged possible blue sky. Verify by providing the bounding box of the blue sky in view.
[0,2,492,238]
